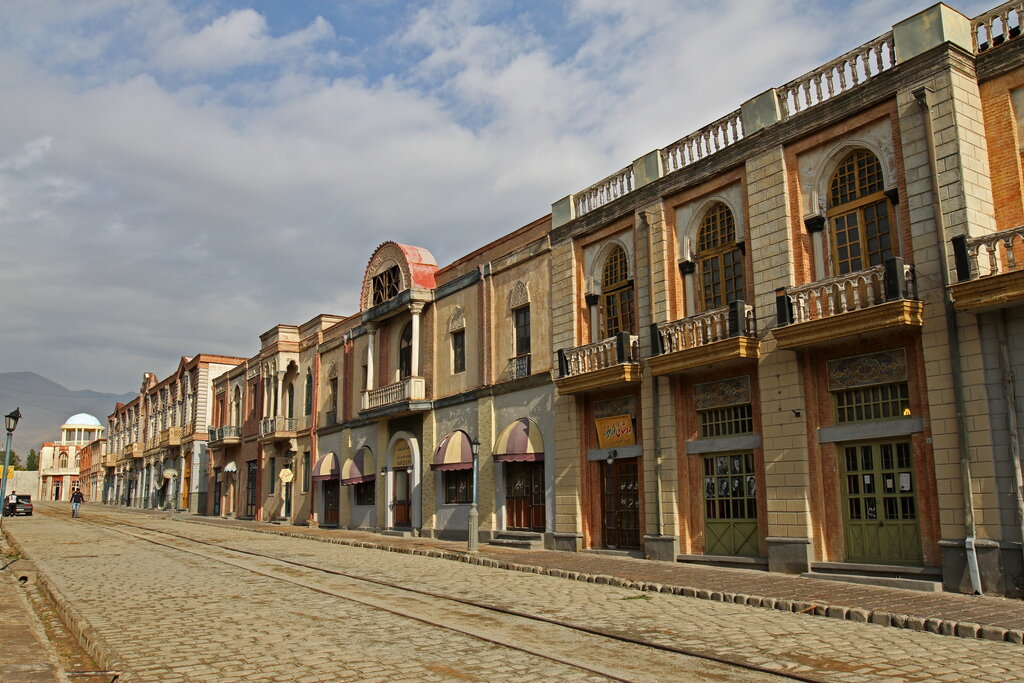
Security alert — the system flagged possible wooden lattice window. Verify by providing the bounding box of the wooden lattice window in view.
[835,382,909,423]
[697,203,744,309]
[699,404,753,438]
[372,265,401,305]
[601,245,634,337]
[828,150,894,275]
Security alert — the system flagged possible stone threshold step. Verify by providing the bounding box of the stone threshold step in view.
[801,571,943,592]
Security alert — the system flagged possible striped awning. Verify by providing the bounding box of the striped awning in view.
[493,418,545,463]
[341,447,376,486]
[431,430,474,471]
[311,452,340,481]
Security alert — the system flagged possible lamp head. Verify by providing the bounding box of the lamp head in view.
[470,438,480,458]
[605,448,617,466]
[5,407,21,434]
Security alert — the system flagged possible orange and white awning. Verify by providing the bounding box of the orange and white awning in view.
[341,447,375,486]
[430,430,473,471]
[493,418,544,463]
[311,452,340,481]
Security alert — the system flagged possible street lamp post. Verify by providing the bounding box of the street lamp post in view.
[468,437,480,553]
[0,407,22,520]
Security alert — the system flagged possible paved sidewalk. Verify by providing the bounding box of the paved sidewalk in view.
[114,504,1024,643]
[0,538,61,682]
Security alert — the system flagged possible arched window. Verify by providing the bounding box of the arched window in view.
[697,202,744,310]
[372,265,401,305]
[601,245,634,337]
[232,387,241,426]
[286,382,295,419]
[828,150,894,275]
[399,323,413,378]
[304,370,313,416]
[74,454,81,468]
[59,452,68,468]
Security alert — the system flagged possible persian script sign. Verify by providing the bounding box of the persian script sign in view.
[392,439,412,469]
[595,415,636,449]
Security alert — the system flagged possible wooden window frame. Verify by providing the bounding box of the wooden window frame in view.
[827,150,895,276]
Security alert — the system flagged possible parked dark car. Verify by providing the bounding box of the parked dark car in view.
[13,495,32,516]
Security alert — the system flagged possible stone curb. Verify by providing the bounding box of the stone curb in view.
[177,516,1024,647]
[2,526,135,682]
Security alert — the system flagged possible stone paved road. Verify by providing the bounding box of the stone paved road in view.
[8,507,1024,682]
[9,509,781,683]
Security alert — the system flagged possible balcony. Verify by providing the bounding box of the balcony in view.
[258,417,297,442]
[950,227,1024,311]
[773,259,922,350]
[361,377,428,413]
[506,354,531,381]
[208,425,242,447]
[325,410,338,427]
[554,332,641,395]
[649,301,759,376]
[158,427,182,447]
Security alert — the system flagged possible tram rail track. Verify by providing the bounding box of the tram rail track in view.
[43,508,821,683]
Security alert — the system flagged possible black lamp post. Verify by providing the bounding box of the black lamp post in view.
[468,437,480,552]
[1,407,22,520]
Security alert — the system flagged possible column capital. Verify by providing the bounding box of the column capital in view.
[408,301,427,316]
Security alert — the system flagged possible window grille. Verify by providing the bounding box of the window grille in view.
[835,382,909,423]
[699,404,753,438]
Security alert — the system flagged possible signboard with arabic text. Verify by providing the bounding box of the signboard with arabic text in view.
[595,415,636,449]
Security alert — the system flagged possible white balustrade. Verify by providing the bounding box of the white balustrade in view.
[362,377,426,411]
[777,33,895,118]
[573,166,635,218]
[661,110,744,174]
[561,335,638,377]
[655,304,754,354]
[786,264,914,323]
[973,1,1023,52]
[965,225,1024,277]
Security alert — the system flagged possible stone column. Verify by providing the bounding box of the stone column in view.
[409,302,425,377]
[365,324,378,392]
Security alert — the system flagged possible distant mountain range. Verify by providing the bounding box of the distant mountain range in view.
[0,372,136,458]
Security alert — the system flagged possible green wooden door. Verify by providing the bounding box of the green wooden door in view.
[842,441,922,565]
[703,453,759,557]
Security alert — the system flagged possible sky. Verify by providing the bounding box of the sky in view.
[0,0,995,396]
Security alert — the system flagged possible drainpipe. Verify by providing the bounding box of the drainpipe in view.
[995,311,1024,577]
[914,87,982,594]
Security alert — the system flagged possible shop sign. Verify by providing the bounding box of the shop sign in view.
[393,439,412,469]
[162,469,179,479]
[595,415,636,449]
[279,468,294,483]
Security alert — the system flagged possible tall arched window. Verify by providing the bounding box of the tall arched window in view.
[697,202,744,310]
[828,150,894,275]
[286,382,295,419]
[399,323,413,378]
[601,245,634,337]
[304,370,313,416]
[232,387,241,426]
[59,452,68,468]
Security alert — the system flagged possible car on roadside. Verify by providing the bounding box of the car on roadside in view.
[13,494,32,516]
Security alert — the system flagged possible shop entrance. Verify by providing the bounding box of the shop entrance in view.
[842,441,922,564]
[245,460,257,518]
[702,453,758,557]
[506,461,545,531]
[392,469,411,527]
[213,479,222,516]
[601,458,640,549]
[323,482,339,526]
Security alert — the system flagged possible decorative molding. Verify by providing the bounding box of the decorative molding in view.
[510,281,530,308]
[827,348,907,391]
[694,376,752,410]
[448,306,466,332]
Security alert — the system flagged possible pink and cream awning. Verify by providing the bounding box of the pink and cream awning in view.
[311,452,340,481]
[493,418,545,463]
[431,430,474,471]
[341,447,376,486]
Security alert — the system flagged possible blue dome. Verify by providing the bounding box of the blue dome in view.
[64,413,102,427]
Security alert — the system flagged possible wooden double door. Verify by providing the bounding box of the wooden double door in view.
[602,458,640,549]
[505,461,545,532]
[392,470,411,527]
[323,482,339,526]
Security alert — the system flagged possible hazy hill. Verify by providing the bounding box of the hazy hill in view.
[0,372,136,458]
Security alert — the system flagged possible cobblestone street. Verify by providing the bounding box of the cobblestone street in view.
[2,505,1023,682]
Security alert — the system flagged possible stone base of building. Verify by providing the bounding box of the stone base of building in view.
[766,536,813,573]
[940,538,1024,598]
[643,535,680,561]
[552,532,583,552]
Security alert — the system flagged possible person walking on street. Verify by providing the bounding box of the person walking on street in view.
[70,489,84,518]
[6,490,17,517]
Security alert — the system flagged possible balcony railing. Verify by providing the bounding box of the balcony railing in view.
[557,333,639,378]
[208,426,242,444]
[325,410,338,427]
[507,354,531,381]
[973,1,1023,53]
[362,377,426,411]
[953,226,1024,280]
[158,427,182,447]
[778,260,916,325]
[653,301,755,355]
[259,417,296,438]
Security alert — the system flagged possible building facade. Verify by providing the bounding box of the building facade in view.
[107,2,1024,596]
[37,413,104,501]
